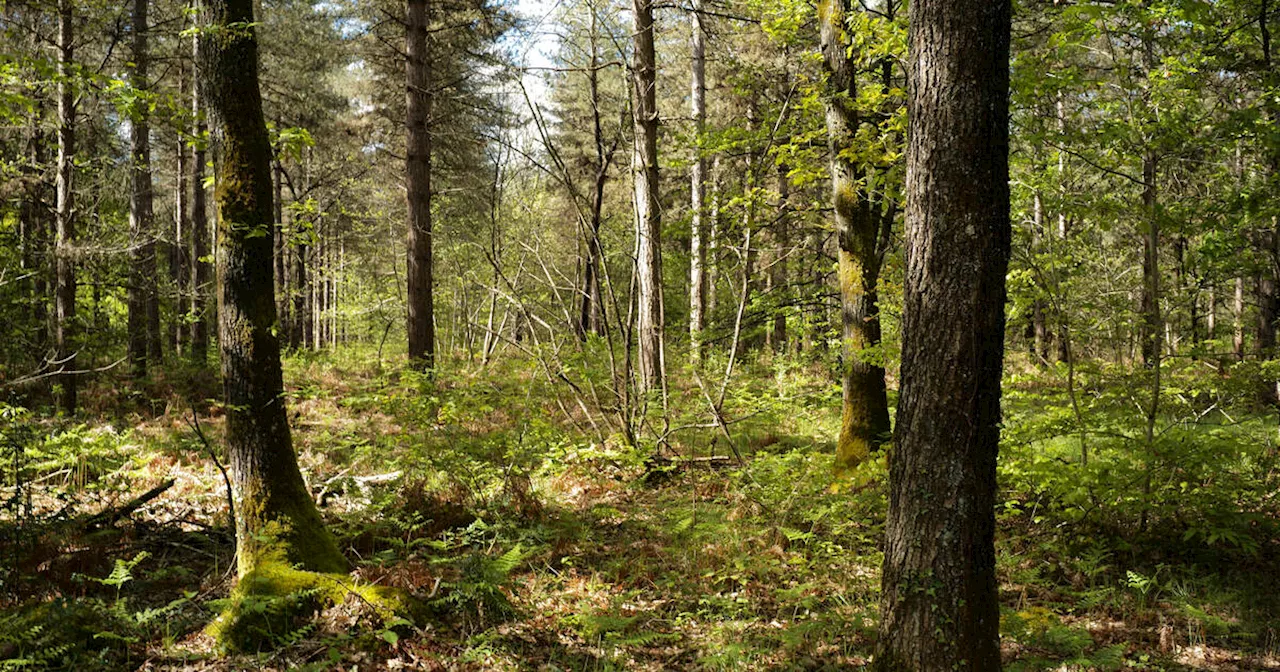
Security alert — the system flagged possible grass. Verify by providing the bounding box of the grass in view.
[2,345,1279,670]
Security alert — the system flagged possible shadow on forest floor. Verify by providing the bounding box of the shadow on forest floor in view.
[4,350,1280,670]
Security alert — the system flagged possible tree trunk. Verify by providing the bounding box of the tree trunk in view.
[198,0,344,575]
[54,0,77,414]
[688,0,707,364]
[769,162,788,353]
[128,0,161,375]
[406,0,435,370]
[1234,275,1245,360]
[633,0,664,393]
[578,8,608,340]
[173,63,190,358]
[820,0,890,469]
[189,30,211,365]
[273,159,288,342]
[875,0,1010,667]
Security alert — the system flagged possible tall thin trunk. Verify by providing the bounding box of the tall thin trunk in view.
[273,158,287,341]
[198,0,344,576]
[173,63,190,358]
[633,0,664,393]
[1032,188,1049,361]
[54,0,77,414]
[769,162,788,352]
[579,7,608,340]
[821,0,890,469]
[1234,276,1245,360]
[405,0,435,370]
[128,0,160,375]
[688,0,708,363]
[875,0,1010,667]
[189,30,211,365]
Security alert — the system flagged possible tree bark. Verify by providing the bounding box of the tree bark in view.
[578,7,609,340]
[128,0,160,375]
[406,0,435,370]
[769,162,788,353]
[688,0,708,364]
[632,0,664,393]
[198,0,344,575]
[189,28,210,365]
[820,0,890,469]
[875,0,1010,667]
[173,62,190,358]
[54,0,77,414]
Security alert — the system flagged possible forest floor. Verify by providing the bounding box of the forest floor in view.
[3,346,1280,671]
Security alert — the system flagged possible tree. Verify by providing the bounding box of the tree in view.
[128,0,160,376]
[405,0,435,370]
[632,0,663,392]
[819,0,895,470]
[189,23,211,364]
[197,0,344,582]
[875,0,1011,667]
[54,0,76,415]
[688,0,708,363]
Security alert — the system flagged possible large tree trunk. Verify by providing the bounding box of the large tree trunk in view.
[688,0,707,364]
[820,0,890,469]
[54,0,77,415]
[198,0,344,576]
[405,0,435,370]
[632,0,664,393]
[189,29,210,365]
[875,0,1010,667]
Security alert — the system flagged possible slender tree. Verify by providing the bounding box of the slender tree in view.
[688,0,708,363]
[819,0,891,469]
[632,0,663,392]
[405,0,435,370]
[128,0,159,376]
[875,0,1011,667]
[189,25,211,365]
[54,0,76,414]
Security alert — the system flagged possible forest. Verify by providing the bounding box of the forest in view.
[1,0,1278,669]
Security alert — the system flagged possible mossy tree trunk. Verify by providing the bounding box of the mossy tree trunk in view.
[198,0,344,576]
[819,0,891,470]
[874,0,1010,668]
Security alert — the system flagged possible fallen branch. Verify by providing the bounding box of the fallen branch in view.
[84,479,175,530]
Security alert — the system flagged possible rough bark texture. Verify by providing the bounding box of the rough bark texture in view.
[875,0,1010,668]
[633,0,664,392]
[54,0,77,414]
[199,0,344,576]
[189,31,211,365]
[688,0,707,363]
[819,0,890,469]
[129,0,159,376]
[405,0,435,370]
